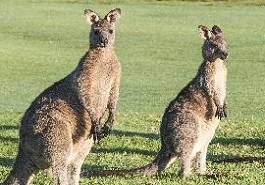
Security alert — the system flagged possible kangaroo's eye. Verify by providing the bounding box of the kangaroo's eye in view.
[109,30,113,34]
[94,30,99,35]
[209,43,218,50]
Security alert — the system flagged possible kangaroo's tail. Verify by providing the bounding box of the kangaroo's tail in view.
[81,149,175,178]
[2,146,38,185]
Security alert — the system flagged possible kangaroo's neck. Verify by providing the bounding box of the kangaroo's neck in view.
[88,46,114,57]
[71,46,117,80]
[204,58,226,73]
[79,46,115,66]
[69,45,117,97]
[195,58,227,93]
[89,45,114,52]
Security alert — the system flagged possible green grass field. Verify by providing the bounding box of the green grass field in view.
[1,0,265,184]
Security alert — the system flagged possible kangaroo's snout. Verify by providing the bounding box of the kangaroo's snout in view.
[221,51,228,60]
[100,37,108,47]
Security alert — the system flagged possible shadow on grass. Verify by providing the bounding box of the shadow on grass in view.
[0,157,14,168]
[0,125,19,143]
[111,130,265,147]
[0,125,19,130]
[91,147,156,156]
[210,137,265,163]
[90,129,158,156]
[82,163,115,171]
[91,130,265,161]
[212,137,265,147]
[0,136,19,143]
[111,129,159,140]
[209,153,265,164]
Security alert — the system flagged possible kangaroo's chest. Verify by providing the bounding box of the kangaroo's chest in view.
[212,59,227,104]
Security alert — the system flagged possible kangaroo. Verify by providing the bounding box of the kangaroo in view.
[82,25,228,178]
[2,8,121,185]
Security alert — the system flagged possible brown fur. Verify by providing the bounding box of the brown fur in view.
[82,25,228,178]
[2,8,121,185]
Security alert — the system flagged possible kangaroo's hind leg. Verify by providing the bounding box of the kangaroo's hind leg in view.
[53,166,69,185]
[195,146,207,175]
[178,152,195,178]
[195,119,220,175]
[67,137,94,185]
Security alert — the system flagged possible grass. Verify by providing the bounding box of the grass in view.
[0,0,265,184]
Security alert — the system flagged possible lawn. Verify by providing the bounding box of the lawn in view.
[0,0,265,184]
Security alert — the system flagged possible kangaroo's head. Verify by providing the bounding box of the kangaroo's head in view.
[198,25,228,62]
[84,8,121,48]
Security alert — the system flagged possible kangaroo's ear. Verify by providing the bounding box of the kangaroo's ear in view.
[84,9,99,25]
[105,8,121,23]
[198,25,212,40]
[212,25,222,35]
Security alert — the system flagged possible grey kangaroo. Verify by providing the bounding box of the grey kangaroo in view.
[3,8,121,185]
[82,25,228,178]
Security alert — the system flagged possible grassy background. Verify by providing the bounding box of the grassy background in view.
[0,0,265,184]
